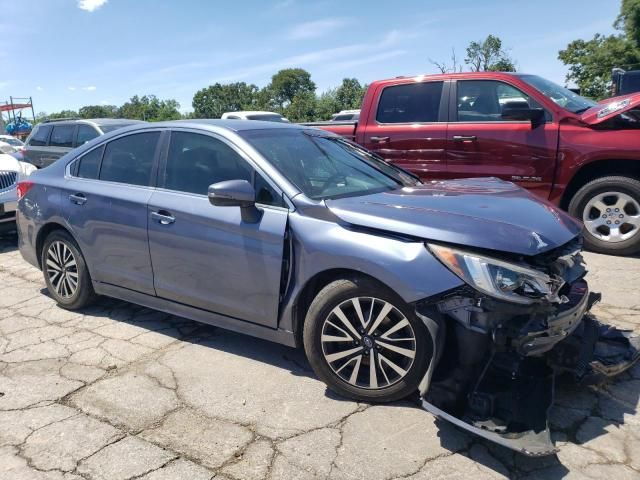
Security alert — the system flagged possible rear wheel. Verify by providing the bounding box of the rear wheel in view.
[569,176,640,256]
[41,230,96,310]
[303,278,431,402]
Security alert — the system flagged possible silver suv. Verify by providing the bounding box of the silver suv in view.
[24,118,145,168]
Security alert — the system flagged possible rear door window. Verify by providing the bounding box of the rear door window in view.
[99,132,160,186]
[376,82,444,123]
[28,125,52,146]
[50,125,76,148]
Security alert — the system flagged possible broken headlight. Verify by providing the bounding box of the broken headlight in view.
[428,244,556,305]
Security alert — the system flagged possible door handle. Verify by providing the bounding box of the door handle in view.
[69,193,87,205]
[151,210,175,225]
[370,136,390,143]
[452,135,478,143]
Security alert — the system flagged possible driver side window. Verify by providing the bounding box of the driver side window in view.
[456,80,540,122]
[164,131,285,207]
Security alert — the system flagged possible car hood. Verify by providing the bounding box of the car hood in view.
[325,178,582,256]
[0,153,20,171]
[580,93,640,125]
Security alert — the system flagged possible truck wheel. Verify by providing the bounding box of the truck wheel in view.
[569,176,640,256]
[303,277,432,402]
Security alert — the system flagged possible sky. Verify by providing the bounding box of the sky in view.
[0,0,621,115]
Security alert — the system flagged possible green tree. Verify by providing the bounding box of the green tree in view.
[285,90,318,122]
[335,78,366,110]
[316,88,340,120]
[36,110,78,123]
[465,35,516,72]
[118,95,181,121]
[79,105,118,119]
[192,82,259,118]
[559,1,640,99]
[268,68,316,109]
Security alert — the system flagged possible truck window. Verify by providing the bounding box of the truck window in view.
[456,80,538,122]
[28,125,52,146]
[376,82,443,123]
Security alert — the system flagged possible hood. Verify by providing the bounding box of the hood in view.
[325,178,582,256]
[0,153,20,171]
[580,93,640,125]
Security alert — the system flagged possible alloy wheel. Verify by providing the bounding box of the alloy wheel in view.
[320,297,416,390]
[583,191,640,243]
[46,241,79,299]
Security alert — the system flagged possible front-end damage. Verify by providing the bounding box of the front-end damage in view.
[416,240,640,456]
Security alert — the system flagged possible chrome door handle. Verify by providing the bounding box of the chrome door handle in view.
[452,135,478,142]
[151,211,175,225]
[370,136,390,143]
[69,193,87,205]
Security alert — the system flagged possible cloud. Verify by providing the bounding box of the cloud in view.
[288,18,349,40]
[0,81,9,89]
[36,86,44,91]
[82,85,97,91]
[68,86,77,91]
[78,0,108,12]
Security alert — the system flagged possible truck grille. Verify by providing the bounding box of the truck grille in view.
[0,171,18,192]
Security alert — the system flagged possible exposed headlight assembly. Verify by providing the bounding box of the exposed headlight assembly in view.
[428,243,562,305]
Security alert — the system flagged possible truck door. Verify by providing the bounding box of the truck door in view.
[446,79,559,199]
[361,80,449,180]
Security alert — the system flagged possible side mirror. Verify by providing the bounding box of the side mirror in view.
[501,101,546,128]
[208,179,262,223]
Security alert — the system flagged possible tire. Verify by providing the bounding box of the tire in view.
[303,277,432,403]
[568,176,640,256]
[41,230,96,310]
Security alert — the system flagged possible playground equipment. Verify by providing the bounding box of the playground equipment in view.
[1,97,36,138]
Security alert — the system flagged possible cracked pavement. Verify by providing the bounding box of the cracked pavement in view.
[1,229,639,480]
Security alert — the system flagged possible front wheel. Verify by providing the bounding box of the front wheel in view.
[303,278,432,403]
[569,176,640,256]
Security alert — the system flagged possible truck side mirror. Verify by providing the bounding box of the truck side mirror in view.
[501,101,546,128]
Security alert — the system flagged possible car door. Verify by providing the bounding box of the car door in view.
[147,129,288,328]
[361,80,449,180]
[63,130,162,295]
[24,124,52,168]
[446,79,559,198]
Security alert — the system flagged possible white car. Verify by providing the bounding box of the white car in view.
[330,109,360,121]
[0,135,25,152]
[0,153,36,229]
[221,111,289,122]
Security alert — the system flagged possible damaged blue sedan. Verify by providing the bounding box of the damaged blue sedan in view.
[15,120,639,456]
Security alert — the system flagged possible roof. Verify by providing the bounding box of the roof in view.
[40,118,146,126]
[371,71,523,87]
[164,119,305,132]
[222,111,283,116]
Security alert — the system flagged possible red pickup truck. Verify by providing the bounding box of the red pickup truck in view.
[311,72,640,256]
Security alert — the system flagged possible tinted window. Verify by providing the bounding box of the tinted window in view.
[77,146,104,179]
[29,125,52,146]
[457,80,543,122]
[50,125,75,147]
[77,125,100,145]
[99,132,159,186]
[164,132,252,195]
[376,82,443,123]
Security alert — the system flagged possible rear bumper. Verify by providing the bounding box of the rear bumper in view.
[418,280,640,456]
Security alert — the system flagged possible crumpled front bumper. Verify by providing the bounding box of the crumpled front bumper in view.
[417,280,640,457]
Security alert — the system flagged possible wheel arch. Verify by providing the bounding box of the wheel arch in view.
[35,222,77,269]
[290,268,399,348]
[561,159,640,210]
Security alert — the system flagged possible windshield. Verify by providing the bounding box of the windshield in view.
[2,138,23,146]
[241,129,412,200]
[517,74,598,113]
[99,123,138,133]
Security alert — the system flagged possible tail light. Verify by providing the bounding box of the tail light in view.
[16,180,34,199]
